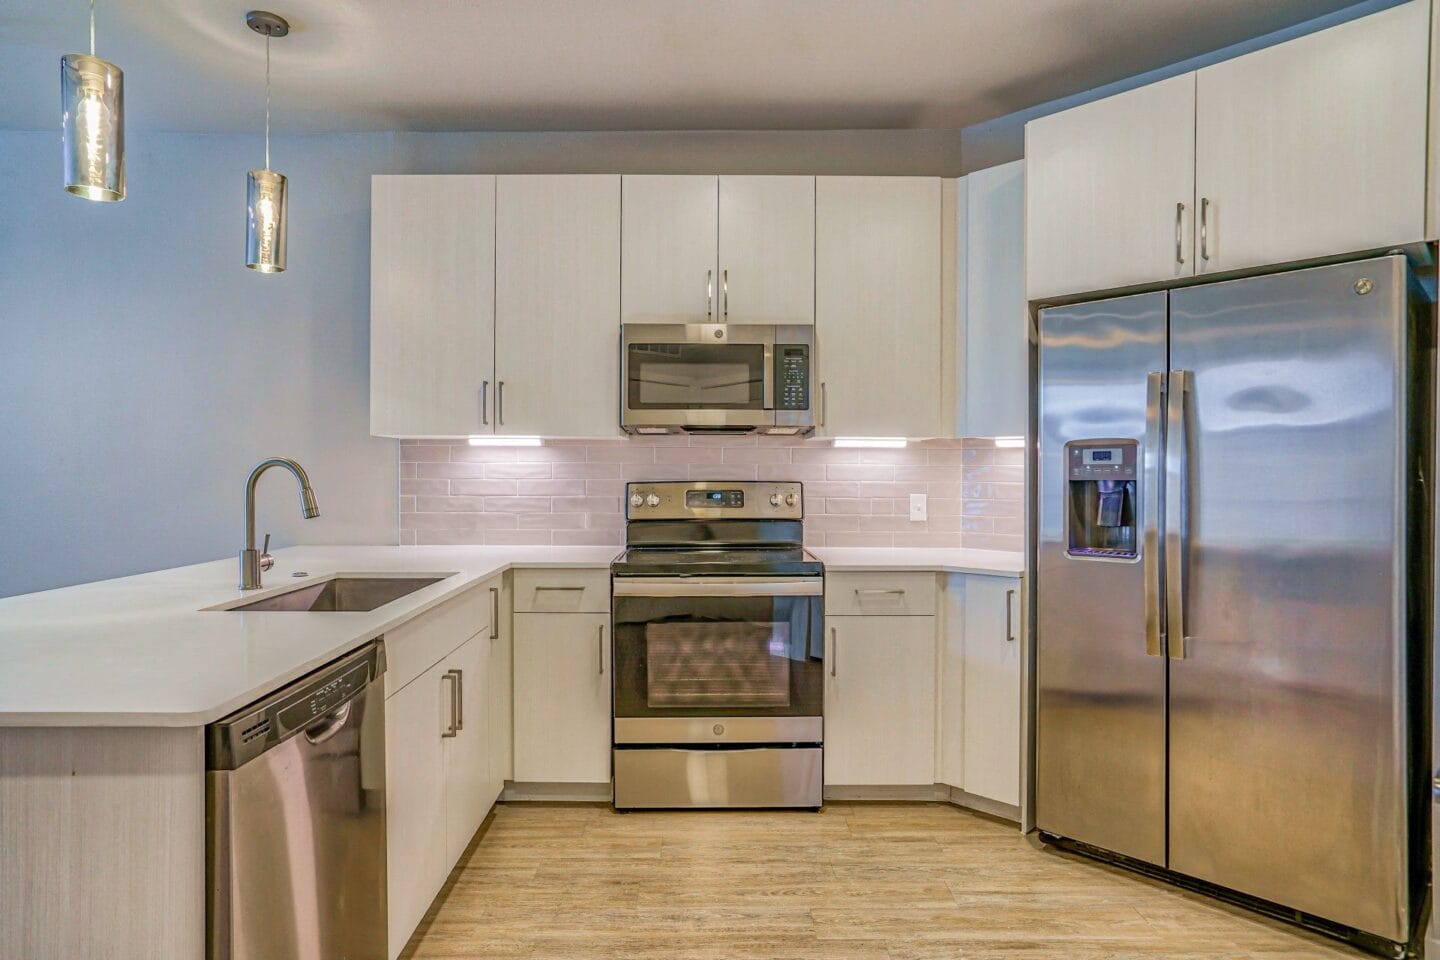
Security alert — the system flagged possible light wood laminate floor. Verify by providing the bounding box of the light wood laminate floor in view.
[402,802,1369,959]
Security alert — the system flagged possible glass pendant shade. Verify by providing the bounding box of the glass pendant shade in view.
[246,168,288,273]
[61,53,124,201]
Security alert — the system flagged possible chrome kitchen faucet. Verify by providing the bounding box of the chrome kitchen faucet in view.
[240,457,319,590]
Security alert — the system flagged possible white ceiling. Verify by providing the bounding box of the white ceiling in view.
[1,0,1364,133]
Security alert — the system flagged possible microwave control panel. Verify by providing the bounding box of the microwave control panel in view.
[775,345,810,411]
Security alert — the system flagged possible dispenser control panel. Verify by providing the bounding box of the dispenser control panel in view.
[1067,443,1136,481]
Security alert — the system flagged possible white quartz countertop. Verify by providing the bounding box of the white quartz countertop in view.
[0,546,616,728]
[0,544,1024,727]
[811,547,1025,576]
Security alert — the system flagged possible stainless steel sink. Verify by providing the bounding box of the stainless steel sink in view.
[225,576,447,612]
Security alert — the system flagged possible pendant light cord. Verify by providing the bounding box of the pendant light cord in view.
[264,33,272,170]
[89,0,95,55]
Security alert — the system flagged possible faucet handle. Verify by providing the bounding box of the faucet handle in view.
[259,533,275,572]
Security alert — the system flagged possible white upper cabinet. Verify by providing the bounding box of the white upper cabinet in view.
[1024,2,1431,301]
[718,176,815,325]
[957,161,1028,439]
[495,175,622,437]
[1193,0,1429,275]
[1024,74,1196,301]
[371,175,496,437]
[621,175,720,324]
[816,176,944,438]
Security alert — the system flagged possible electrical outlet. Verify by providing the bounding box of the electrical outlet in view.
[909,493,927,521]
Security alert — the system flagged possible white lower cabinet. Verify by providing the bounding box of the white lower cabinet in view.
[385,658,448,959]
[956,578,1025,811]
[824,614,937,786]
[384,581,501,960]
[513,611,612,784]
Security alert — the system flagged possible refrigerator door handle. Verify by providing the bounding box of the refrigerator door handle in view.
[1165,369,1190,660]
[1143,371,1165,657]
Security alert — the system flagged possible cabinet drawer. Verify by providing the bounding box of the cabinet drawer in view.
[384,585,490,698]
[513,568,611,613]
[825,572,937,616]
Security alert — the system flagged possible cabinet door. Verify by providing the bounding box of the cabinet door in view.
[385,664,448,959]
[495,175,622,437]
[513,612,612,783]
[958,161,1027,439]
[816,177,943,438]
[961,576,1022,806]
[441,637,493,865]
[1194,1,1428,275]
[718,176,815,325]
[621,175,718,324]
[1024,74,1195,300]
[824,615,936,786]
[486,577,513,790]
[371,175,496,437]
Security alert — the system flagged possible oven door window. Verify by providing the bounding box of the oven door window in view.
[613,594,822,718]
[626,343,765,410]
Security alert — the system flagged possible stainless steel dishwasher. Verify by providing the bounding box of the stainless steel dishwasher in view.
[207,640,387,960]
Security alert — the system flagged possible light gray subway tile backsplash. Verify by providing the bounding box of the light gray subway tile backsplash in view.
[398,436,1025,551]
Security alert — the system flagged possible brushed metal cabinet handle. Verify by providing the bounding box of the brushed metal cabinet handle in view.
[441,672,458,738]
[855,588,905,596]
[706,269,713,320]
[1174,202,1185,265]
[497,381,505,426]
[830,626,838,677]
[597,624,606,675]
[490,586,500,640]
[481,380,489,426]
[1199,197,1210,262]
[1005,589,1016,642]
[447,668,464,731]
[722,268,728,320]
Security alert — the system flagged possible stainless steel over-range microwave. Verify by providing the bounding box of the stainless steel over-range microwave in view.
[620,323,815,435]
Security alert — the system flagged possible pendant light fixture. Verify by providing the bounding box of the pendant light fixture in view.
[245,10,290,274]
[61,0,124,201]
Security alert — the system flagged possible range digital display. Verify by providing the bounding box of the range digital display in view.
[685,489,745,508]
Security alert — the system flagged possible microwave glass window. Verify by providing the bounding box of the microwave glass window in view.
[627,343,765,410]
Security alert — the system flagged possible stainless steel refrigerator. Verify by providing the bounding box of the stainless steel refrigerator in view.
[1035,254,1431,947]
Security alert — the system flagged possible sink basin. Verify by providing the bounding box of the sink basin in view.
[225,576,447,612]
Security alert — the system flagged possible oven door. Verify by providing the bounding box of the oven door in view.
[612,576,823,744]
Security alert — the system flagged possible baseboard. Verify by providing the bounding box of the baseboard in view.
[824,784,948,802]
[944,785,1021,823]
[822,783,1021,824]
[502,780,612,803]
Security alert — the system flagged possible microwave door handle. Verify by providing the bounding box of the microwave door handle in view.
[763,343,775,410]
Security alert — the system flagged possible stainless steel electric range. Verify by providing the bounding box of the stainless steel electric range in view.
[610,480,824,810]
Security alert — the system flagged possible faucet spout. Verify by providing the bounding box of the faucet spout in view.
[240,457,320,590]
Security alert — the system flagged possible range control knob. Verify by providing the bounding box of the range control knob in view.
[645,493,661,508]
[770,493,783,507]
[785,493,798,507]
[630,493,644,508]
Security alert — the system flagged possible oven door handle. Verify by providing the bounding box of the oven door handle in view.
[612,577,824,598]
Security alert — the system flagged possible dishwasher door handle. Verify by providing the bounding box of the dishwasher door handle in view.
[303,702,353,744]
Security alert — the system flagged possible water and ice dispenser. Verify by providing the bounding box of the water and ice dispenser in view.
[1065,440,1138,559]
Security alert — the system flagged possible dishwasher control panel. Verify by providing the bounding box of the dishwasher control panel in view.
[277,659,370,733]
